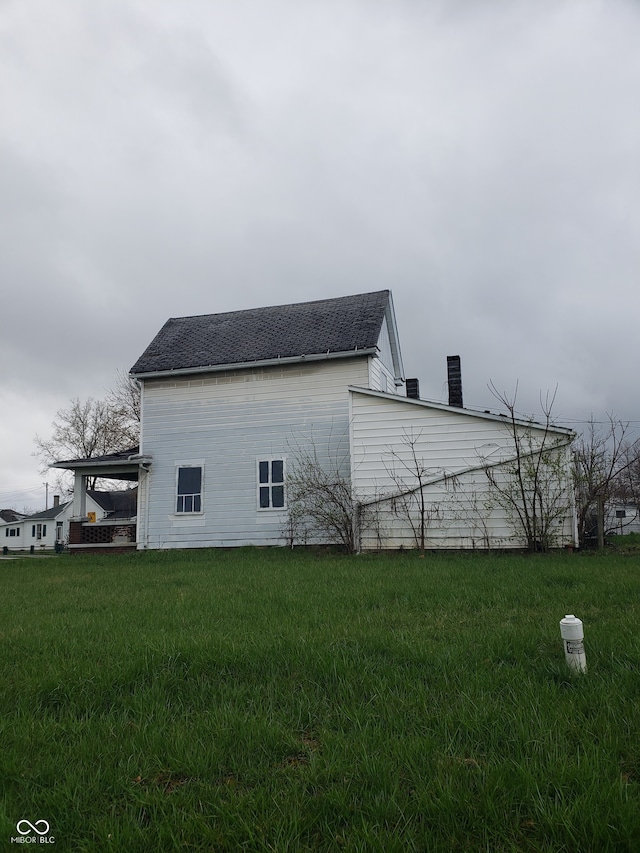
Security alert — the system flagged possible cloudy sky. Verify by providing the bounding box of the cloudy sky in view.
[2,0,639,512]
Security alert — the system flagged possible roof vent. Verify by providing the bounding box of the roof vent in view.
[447,356,463,408]
[406,378,420,399]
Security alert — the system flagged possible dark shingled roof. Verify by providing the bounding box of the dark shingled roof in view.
[87,489,138,519]
[54,447,141,467]
[131,291,391,376]
[1,509,26,523]
[24,502,72,521]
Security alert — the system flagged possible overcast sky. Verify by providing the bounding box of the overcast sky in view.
[2,0,639,512]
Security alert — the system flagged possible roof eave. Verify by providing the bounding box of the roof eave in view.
[348,386,576,438]
[383,291,405,381]
[52,454,152,473]
[131,348,378,380]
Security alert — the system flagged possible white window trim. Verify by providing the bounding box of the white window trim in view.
[256,457,287,511]
[174,461,205,515]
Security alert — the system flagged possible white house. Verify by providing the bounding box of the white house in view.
[606,503,640,536]
[54,290,577,551]
[1,499,73,551]
[1,491,138,552]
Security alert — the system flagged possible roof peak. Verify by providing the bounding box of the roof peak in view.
[131,290,396,377]
[165,290,391,325]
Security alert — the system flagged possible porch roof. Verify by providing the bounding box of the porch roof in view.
[52,447,152,481]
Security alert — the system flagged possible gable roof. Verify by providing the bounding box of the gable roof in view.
[0,509,26,523]
[130,290,397,377]
[87,489,138,519]
[23,502,72,522]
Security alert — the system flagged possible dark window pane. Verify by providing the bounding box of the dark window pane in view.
[193,495,201,513]
[272,460,284,483]
[259,461,269,483]
[259,487,270,508]
[178,467,201,495]
[184,495,193,513]
[272,485,285,508]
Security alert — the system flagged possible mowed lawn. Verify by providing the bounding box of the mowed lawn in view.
[1,547,639,852]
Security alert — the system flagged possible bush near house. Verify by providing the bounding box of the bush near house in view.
[1,548,639,851]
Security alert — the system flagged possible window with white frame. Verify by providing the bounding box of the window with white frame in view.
[257,459,285,509]
[176,465,203,513]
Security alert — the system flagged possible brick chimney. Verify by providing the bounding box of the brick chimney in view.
[447,356,463,408]
[406,378,420,400]
[53,495,60,508]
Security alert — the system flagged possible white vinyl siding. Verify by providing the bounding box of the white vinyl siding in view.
[368,316,398,393]
[350,389,576,550]
[139,357,369,549]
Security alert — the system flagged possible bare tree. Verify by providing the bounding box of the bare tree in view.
[573,416,640,545]
[383,427,442,553]
[613,445,640,506]
[285,440,359,552]
[106,369,142,426]
[482,383,575,552]
[33,372,141,491]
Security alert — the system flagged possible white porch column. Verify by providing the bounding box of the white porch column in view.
[73,471,87,518]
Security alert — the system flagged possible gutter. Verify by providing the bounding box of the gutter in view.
[131,348,379,380]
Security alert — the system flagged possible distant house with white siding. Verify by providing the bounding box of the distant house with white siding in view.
[0,499,73,551]
[606,502,640,536]
[1,491,138,552]
[54,290,577,551]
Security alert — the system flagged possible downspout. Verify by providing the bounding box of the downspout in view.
[353,501,362,554]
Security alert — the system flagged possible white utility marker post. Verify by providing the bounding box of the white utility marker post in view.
[559,615,587,673]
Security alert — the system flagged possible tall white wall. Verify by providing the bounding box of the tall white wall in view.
[139,357,370,549]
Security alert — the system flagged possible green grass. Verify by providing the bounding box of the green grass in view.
[1,547,640,851]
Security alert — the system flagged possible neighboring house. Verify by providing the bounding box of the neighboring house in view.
[1,491,138,551]
[1,508,28,548]
[606,502,640,536]
[87,489,138,521]
[54,290,577,551]
[2,500,74,550]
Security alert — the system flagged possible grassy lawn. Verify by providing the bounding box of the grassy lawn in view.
[1,547,639,852]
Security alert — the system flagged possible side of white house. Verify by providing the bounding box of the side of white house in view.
[606,503,640,535]
[349,388,577,550]
[1,494,118,551]
[2,518,29,549]
[137,356,387,550]
[3,503,72,550]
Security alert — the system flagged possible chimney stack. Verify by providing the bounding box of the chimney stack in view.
[447,356,463,408]
[53,495,60,508]
[406,378,420,400]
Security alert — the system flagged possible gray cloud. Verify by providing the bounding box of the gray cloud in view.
[2,0,640,508]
